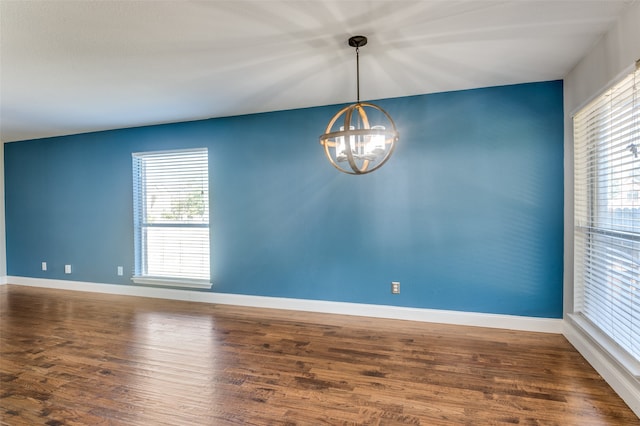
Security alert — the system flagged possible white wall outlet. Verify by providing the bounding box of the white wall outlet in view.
[391,281,400,294]
[64,264,72,274]
[41,262,47,271]
[117,266,123,276]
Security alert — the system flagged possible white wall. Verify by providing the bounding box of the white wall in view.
[563,0,640,416]
[564,2,640,115]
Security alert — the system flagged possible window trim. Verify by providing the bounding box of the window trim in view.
[131,276,212,289]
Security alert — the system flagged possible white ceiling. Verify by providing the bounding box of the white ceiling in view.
[0,0,634,143]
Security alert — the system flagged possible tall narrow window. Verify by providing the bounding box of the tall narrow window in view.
[574,62,640,367]
[132,148,211,288]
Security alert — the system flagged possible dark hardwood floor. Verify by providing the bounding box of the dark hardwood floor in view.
[0,285,637,425]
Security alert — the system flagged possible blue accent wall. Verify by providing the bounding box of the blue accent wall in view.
[4,81,564,318]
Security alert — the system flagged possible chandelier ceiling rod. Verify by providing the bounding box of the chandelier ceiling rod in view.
[356,46,360,102]
[348,36,368,103]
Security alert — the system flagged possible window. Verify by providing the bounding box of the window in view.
[573,62,640,368]
[132,148,211,288]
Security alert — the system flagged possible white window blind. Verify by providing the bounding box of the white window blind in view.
[574,62,640,364]
[132,148,210,288]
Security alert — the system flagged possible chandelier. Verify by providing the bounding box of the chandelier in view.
[319,36,399,175]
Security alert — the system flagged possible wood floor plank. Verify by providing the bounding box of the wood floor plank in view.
[1,285,638,425]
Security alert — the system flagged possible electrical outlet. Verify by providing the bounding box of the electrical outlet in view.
[64,264,72,274]
[391,281,400,294]
[41,262,47,271]
[117,266,123,276]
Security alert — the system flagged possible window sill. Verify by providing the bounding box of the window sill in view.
[131,276,212,290]
[568,313,640,378]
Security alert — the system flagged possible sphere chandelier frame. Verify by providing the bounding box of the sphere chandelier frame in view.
[319,36,399,175]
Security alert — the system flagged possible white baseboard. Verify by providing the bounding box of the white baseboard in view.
[6,276,562,333]
[563,318,640,417]
[0,276,7,285]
